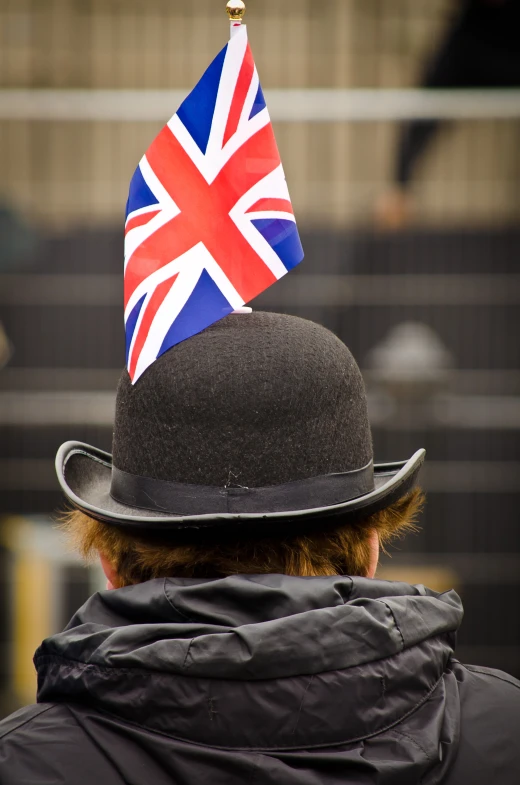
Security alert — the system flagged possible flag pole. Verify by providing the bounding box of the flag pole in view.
[226,1,246,38]
[225,1,252,315]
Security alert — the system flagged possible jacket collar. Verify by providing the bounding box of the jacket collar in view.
[35,575,462,748]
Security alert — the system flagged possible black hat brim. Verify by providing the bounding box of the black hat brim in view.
[56,441,425,533]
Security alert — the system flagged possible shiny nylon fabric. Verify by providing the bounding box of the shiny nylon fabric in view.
[1,575,520,784]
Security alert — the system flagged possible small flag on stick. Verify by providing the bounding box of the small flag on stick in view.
[124,7,304,383]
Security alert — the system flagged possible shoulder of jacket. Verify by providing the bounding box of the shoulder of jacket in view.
[442,660,520,784]
[457,661,520,692]
[0,703,64,742]
[450,659,520,721]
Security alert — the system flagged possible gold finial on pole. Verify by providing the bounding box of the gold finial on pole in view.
[226,1,246,21]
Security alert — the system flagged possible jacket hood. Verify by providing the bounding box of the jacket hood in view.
[35,574,463,757]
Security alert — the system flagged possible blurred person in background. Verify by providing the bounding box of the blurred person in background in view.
[376,0,520,229]
[0,312,519,784]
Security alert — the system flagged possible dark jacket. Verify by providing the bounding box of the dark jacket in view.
[1,574,519,784]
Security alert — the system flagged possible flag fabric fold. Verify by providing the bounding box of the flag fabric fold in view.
[124,26,304,383]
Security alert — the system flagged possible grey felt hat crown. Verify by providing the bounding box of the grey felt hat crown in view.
[56,312,425,532]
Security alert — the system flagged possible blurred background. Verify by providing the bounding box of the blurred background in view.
[1,0,519,716]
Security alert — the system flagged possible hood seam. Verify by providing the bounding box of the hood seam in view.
[34,655,449,752]
[162,578,195,623]
[34,634,449,679]
[388,727,433,762]
[378,600,405,649]
[290,674,315,735]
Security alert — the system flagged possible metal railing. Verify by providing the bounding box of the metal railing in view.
[1,88,520,122]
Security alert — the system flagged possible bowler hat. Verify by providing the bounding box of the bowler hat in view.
[56,312,424,532]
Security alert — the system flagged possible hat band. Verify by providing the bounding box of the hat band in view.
[110,461,375,516]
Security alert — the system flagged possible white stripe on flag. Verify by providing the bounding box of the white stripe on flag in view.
[203,254,244,311]
[131,249,205,382]
[206,26,248,162]
[131,244,243,382]
[232,214,289,281]
[245,211,296,222]
[230,164,294,280]
[124,155,181,268]
[232,163,291,213]
[238,66,260,132]
[125,203,161,226]
[208,106,270,184]
[125,251,188,322]
[167,115,212,184]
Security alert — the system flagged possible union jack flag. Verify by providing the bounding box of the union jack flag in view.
[124,26,304,383]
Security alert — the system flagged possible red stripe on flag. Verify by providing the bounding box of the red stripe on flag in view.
[128,274,178,380]
[223,44,255,147]
[246,198,294,214]
[125,210,161,234]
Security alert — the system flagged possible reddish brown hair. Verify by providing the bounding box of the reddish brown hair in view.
[60,489,423,587]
